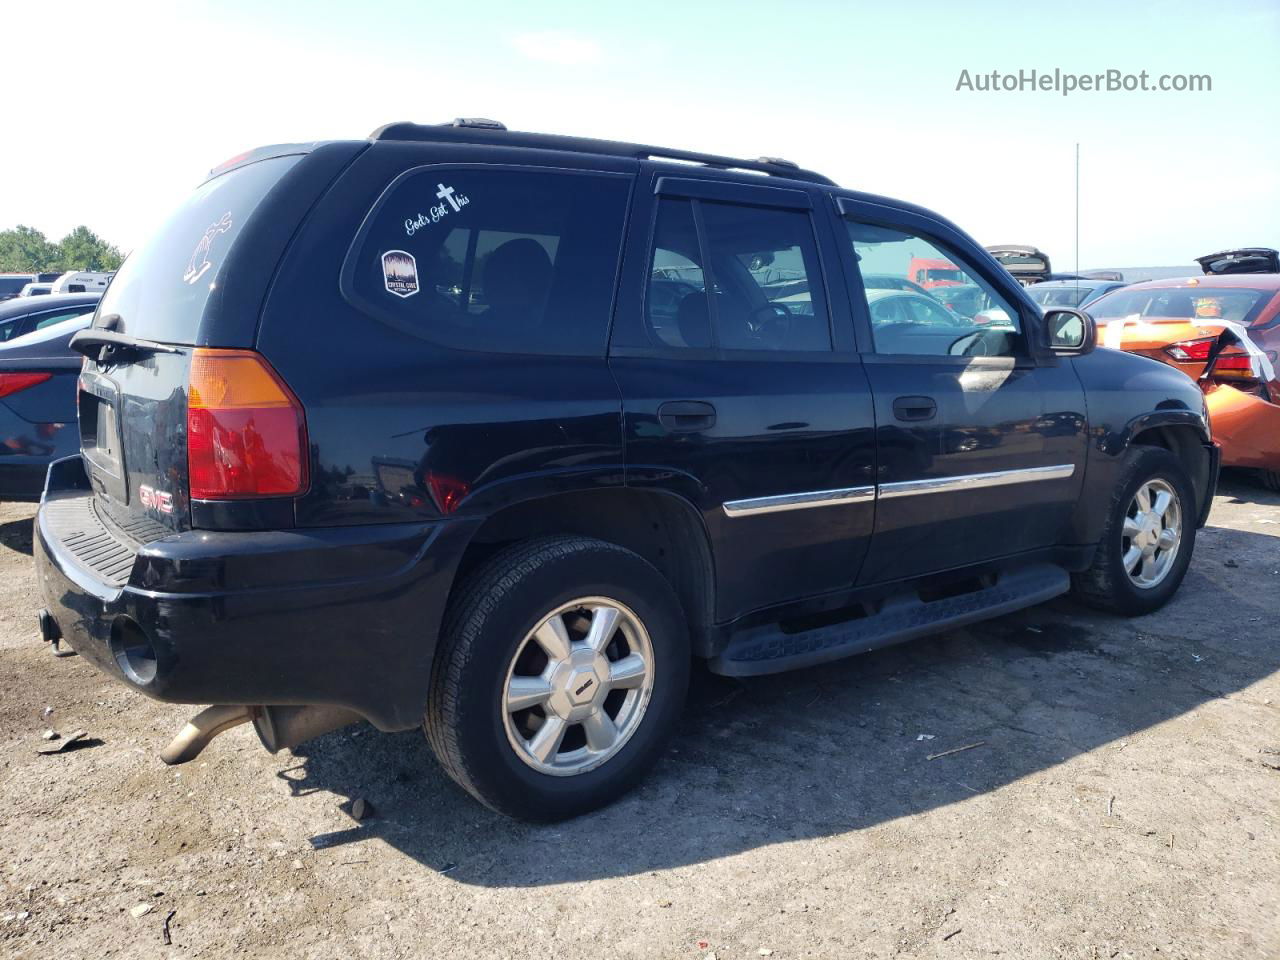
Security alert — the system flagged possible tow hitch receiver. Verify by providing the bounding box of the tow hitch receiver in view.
[37,609,75,658]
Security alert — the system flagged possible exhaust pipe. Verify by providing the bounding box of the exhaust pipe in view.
[159,704,361,765]
[160,705,254,765]
[253,705,361,753]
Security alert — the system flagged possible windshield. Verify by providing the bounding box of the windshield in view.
[1088,286,1272,325]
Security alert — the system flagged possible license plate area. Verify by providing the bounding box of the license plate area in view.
[79,371,128,505]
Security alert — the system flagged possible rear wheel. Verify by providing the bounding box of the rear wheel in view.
[1260,469,1280,492]
[425,536,689,821]
[1071,445,1197,616]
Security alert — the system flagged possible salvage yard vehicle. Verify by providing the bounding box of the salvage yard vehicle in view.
[1027,278,1128,310]
[1087,275,1280,487]
[34,120,1219,821]
[1195,247,1279,276]
[0,293,101,500]
[985,244,1052,286]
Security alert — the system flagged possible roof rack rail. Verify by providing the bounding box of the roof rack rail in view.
[449,117,506,130]
[366,121,835,185]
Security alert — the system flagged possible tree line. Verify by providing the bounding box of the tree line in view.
[0,225,124,274]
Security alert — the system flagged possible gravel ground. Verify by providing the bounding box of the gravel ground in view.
[1,476,1277,960]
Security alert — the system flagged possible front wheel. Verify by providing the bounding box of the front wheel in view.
[1070,445,1197,616]
[425,536,689,821]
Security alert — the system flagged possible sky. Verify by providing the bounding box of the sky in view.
[3,0,1277,269]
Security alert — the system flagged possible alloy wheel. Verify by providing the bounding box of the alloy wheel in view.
[501,597,655,776]
[1121,477,1183,589]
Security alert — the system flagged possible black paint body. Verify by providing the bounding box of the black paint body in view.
[34,129,1217,730]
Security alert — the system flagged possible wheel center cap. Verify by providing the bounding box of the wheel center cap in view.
[547,650,607,719]
[566,666,599,705]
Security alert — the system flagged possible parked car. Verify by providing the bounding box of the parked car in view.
[1195,248,1279,276]
[1087,276,1280,485]
[35,121,1217,821]
[1028,279,1129,310]
[861,273,933,297]
[0,274,35,301]
[0,299,100,500]
[985,245,1052,286]
[18,282,54,297]
[0,291,100,344]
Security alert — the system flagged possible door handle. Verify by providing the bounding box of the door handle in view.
[658,400,717,433]
[892,396,937,422]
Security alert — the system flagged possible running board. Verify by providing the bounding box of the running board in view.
[708,563,1069,677]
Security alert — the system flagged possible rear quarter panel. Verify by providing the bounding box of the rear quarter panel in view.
[256,142,637,528]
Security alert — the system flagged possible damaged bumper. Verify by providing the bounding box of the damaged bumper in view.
[1205,384,1280,470]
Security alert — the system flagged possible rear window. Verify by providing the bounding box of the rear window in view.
[1029,285,1091,308]
[1089,286,1271,325]
[343,167,631,356]
[98,154,302,344]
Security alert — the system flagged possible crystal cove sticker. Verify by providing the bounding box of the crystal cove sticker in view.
[183,212,233,285]
[404,182,471,236]
[382,250,419,298]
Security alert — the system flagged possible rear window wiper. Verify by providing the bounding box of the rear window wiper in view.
[70,315,181,363]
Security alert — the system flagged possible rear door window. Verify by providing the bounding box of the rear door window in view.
[643,196,831,353]
[344,167,631,356]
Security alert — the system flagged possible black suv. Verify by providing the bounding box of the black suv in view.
[35,120,1218,821]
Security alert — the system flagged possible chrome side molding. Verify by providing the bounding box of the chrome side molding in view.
[722,464,1075,517]
[877,463,1075,499]
[722,485,876,518]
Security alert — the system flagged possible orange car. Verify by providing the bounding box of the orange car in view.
[1086,275,1280,486]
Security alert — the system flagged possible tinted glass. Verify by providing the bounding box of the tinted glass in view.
[700,201,829,352]
[98,155,301,344]
[348,168,630,356]
[847,222,1022,357]
[646,197,710,348]
[643,197,829,353]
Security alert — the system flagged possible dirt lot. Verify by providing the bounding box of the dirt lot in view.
[1,478,1277,960]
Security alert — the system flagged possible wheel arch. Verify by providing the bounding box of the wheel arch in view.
[1127,414,1215,527]
[1072,408,1216,543]
[448,487,718,656]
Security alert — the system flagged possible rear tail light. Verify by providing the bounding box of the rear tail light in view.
[0,371,52,396]
[1164,338,1215,362]
[425,472,470,514]
[187,349,307,500]
[0,372,52,398]
[1206,349,1258,383]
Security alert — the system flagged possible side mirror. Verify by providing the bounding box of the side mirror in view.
[1044,307,1095,356]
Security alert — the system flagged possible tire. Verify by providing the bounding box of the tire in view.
[1070,445,1197,616]
[1260,470,1280,492]
[424,536,689,821]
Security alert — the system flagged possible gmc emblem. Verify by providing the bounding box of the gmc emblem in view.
[138,484,174,514]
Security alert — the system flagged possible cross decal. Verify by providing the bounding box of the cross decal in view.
[436,183,461,212]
